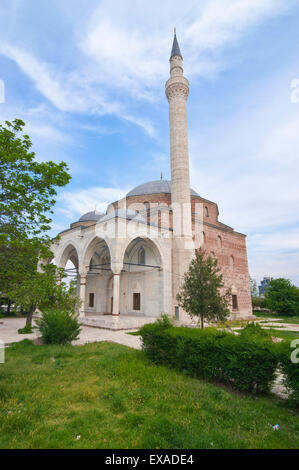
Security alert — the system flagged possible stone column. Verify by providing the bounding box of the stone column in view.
[111,261,123,317]
[112,273,120,316]
[79,272,87,318]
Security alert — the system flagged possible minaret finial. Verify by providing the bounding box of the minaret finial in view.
[170,29,182,59]
[160,171,163,180]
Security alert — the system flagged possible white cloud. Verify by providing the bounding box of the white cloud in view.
[0,42,155,135]
[1,0,295,135]
[189,66,299,285]
[25,123,71,144]
[185,0,290,50]
[0,106,75,159]
[0,43,80,112]
[57,186,129,219]
[248,228,299,285]
[80,0,296,88]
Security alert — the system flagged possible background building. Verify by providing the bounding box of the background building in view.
[258,277,273,297]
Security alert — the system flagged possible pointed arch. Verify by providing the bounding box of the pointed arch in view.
[56,242,80,270]
[81,236,112,273]
[119,236,164,316]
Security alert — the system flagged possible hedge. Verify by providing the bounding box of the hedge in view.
[140,321,279,394]
[276,340,299,406]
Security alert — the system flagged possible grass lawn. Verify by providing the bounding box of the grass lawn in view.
[0,340,298,449]
[254,311,299,325]
[218,319,251,328]
[261,329,299,341]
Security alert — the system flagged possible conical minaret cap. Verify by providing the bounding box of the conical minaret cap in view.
[170,31,182,59]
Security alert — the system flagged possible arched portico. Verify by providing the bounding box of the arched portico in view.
[118,237,164,317]
[80,236,114,316]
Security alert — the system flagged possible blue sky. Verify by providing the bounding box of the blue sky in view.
[0,0,299,286]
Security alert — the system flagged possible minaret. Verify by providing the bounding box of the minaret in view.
[165,29,192,240]
[166,30,194,320]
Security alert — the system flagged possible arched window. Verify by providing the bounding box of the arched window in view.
[144,201,150,211]
[205,206,209,217]
[138,247,146,265]
[202,231,206,245]
[210,251,215,259]
[229,255,234,268]
[217,235,222,248]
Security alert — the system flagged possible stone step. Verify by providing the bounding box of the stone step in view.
[82,315,157,331]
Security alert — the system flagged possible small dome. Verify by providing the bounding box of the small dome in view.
[126,180,199,197]
[78,210,104,222]
[100,209,146,223]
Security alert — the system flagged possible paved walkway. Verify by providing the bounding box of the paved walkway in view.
[0,317,141,350]
[256,320,299,332]
[0,318,38,345]
[74,325,141,349]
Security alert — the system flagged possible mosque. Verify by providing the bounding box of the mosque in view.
[51,32,253,327]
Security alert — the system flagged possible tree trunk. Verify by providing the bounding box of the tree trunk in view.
[26,305,36,326]
[201,315,204,329]
[7,299,11,316]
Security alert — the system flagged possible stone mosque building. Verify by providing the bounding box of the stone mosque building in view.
[51,33,253,327]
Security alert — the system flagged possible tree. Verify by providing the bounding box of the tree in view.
[8,263,80,326]
[177,248,231,328]
[0,119,72,324]
[264,278,299,316]
[251,296,266,310]
[0,119,70,242]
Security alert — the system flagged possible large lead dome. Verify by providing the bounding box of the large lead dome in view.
[126,180,199,197]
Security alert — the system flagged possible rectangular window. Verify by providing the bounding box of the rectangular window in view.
[133,293,141,311]
[232,295,238,310]
[89,293,95,308]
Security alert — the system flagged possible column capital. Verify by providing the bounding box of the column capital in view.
[111,262,123,275]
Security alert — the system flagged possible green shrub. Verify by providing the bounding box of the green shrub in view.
[239,322,272,341]
[252,296,266,309]
[35,309,81,345]
[18,324,33,334]
[140,321,278,394]
[152,314,173,329]
[276,340,299,407]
